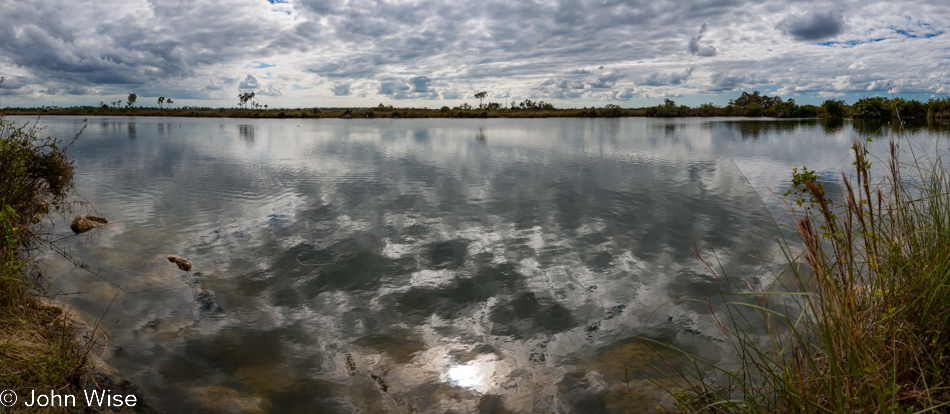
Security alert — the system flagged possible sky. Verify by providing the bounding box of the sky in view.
[0,0,949,109]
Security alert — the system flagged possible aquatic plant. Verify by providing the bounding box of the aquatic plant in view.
[649,124,950,412]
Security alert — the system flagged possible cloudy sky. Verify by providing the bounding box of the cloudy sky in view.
[1,0,948,109]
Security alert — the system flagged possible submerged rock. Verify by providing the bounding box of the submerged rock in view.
[188,386,270,414]
[166,255,192,271]
[70,214,109,234]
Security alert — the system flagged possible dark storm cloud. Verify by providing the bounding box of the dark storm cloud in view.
[776,10,848,41]
[40,85,93,95]
[0,76,30,96]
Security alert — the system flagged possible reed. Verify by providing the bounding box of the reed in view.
[648,125,950,412]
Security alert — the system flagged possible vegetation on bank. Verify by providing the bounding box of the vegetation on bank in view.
[3,90,950,120]
[650,127,950,411]
[0,102,646,119]
[0,114,96,412]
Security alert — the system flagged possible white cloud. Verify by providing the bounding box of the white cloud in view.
[0,0,948,107]
[848,61,868,70]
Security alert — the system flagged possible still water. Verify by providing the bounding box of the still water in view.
[24,116,939,413]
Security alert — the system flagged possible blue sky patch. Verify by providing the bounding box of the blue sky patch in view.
[816,38,886,48]
[889,23,942,39]
[249,61,275,69]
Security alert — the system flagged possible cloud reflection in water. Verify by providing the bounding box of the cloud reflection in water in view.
[29,117,898,413]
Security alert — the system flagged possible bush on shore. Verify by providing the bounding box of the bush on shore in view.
[0,115,94,412]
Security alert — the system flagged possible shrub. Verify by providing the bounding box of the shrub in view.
[851,97,889,118]
[745,103,764,117]
[894,98,927,119]
[729,90,783,109]
[820,99,846,118]
[792,105,818,118]
[0,118,77,225]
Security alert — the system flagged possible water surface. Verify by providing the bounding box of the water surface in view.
[25,116,942,413]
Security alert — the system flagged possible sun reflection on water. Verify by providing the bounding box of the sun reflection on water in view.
[447,364,480,388]
[443,354,507,394]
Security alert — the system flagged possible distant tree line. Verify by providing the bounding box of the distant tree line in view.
[647,90,950,119]
[5,89,950,120]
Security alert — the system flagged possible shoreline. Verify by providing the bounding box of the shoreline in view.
[0,107,927,120]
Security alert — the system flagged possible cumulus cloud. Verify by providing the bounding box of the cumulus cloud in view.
[238,74,281,96]
[607,88,637,101]
[639,68,694,87]
[589,72,625,89]
[555,79,586,90]
[409,76,434,93]
[379,78,439,100]
[239,75,261,90]
[848,61,868,70]
[331,83,351,96]
[709,72,760,91]
[688,24,717,57]
[378,82,408,96]
[776,10,848,41]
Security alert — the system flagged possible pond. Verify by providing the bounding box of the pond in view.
[23,116,942,413]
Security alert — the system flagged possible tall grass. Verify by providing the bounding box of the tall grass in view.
[648,130,950,412]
